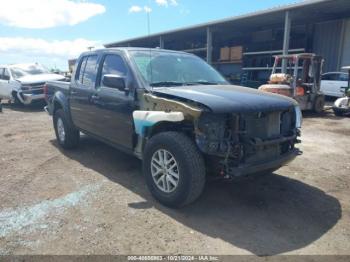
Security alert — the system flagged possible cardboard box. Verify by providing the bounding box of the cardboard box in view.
[230,46,243,61]
[220,47,231,61]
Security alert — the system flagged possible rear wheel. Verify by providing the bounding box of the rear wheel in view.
[313,95,325,113]
[143,132,206,208]
[53,109,79,149]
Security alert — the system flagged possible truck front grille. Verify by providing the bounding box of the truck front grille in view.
[244,111,281,140]
[21,82,46,94]
[241,109,296,164]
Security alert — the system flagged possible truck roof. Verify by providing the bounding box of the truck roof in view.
[79,47,190,57]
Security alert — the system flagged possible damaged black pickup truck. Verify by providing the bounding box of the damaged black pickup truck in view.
[45,48,302,207]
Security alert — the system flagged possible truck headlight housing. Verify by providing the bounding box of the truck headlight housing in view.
[21,85,32,91]
[295,105,302,128]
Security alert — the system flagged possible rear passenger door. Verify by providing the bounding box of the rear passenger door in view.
[70,55,100,132]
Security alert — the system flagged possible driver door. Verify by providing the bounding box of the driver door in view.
[92,53,135,150]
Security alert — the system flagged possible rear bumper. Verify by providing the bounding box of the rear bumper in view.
[229,148,301,177]
[44,105,52,115]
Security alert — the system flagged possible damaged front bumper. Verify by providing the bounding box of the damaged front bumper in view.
[195,109,301,178]
[227,148,301,177]
[17,90,45,105]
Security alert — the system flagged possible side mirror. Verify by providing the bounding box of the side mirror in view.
[102,74,127,91]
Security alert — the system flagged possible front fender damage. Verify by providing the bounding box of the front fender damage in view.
[132,92,205,158]
[133,111,185,137]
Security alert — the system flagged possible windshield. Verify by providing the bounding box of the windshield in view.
[129,50,227,87]
[10,64,50,79]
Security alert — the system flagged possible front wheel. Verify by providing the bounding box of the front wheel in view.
[143,132,206,208]
[12,92,24,106]
[313,95,325,113]
[333,108,344,117]
[53,109,80,149]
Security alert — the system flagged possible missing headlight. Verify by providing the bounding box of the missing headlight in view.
[295,105,302,128]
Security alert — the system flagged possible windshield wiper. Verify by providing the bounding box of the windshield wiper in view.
[184,81,220,85]
[150,81,184,87]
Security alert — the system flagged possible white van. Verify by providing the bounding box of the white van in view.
[321,72,349,98]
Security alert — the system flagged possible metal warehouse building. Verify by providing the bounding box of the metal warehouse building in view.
[105,0,350,87]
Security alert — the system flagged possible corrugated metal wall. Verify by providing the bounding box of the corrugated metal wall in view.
[341,19,350,68]
[313,20,342,72]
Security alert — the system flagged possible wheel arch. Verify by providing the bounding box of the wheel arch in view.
[147,120,194,139]
[52,92,75,128]
[132,111,196,157]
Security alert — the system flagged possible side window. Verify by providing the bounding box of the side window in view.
[3,69,10,80]
[322,74,332,81]
[340,73,349,82]
[100,54,127,86]
[75,55,98,88]
[322,74,339,81]
[0,68,4,80]
[77,57,88,84]
[82,55,98,87]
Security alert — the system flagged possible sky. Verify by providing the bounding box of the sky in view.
[0,0,302,70]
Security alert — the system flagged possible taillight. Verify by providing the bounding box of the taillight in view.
[43,84,48,101]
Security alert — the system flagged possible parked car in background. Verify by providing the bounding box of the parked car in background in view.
[333,66,350,116]
[321,72,349,98]
[0,63,65,105]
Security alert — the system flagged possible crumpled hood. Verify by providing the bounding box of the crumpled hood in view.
[17,73,65,84]
[153,85,298,113]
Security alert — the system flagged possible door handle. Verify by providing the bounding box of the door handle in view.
[91,94,105,106]
[91,94,99,100]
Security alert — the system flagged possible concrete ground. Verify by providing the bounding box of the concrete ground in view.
[0,102,349,256]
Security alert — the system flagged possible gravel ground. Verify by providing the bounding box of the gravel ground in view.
[0,102,349,256]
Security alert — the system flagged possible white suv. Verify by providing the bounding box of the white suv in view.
[321,72,349,98]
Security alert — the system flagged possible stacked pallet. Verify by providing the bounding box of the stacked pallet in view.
[220,46,243,63]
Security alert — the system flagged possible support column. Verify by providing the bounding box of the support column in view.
[159,36,164,49]
[282,11,291,73]
[337,19,346,70]
[206,27,212,64]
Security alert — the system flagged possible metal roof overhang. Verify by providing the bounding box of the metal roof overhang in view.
[105,0,350,47]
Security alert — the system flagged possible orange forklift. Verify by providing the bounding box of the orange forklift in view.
[259,53,325,113]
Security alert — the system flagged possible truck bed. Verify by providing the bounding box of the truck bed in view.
[45,80,71,115]
[46,80,70,95]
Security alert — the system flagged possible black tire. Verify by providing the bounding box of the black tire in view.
[333,108,344,117]
[143,132,206,208]
[12,92,24,106]
[53,109,79,149]
[313,95,325,113]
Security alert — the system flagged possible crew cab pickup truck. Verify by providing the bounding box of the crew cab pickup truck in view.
[45,48,302,207]
[0,63,65,105]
